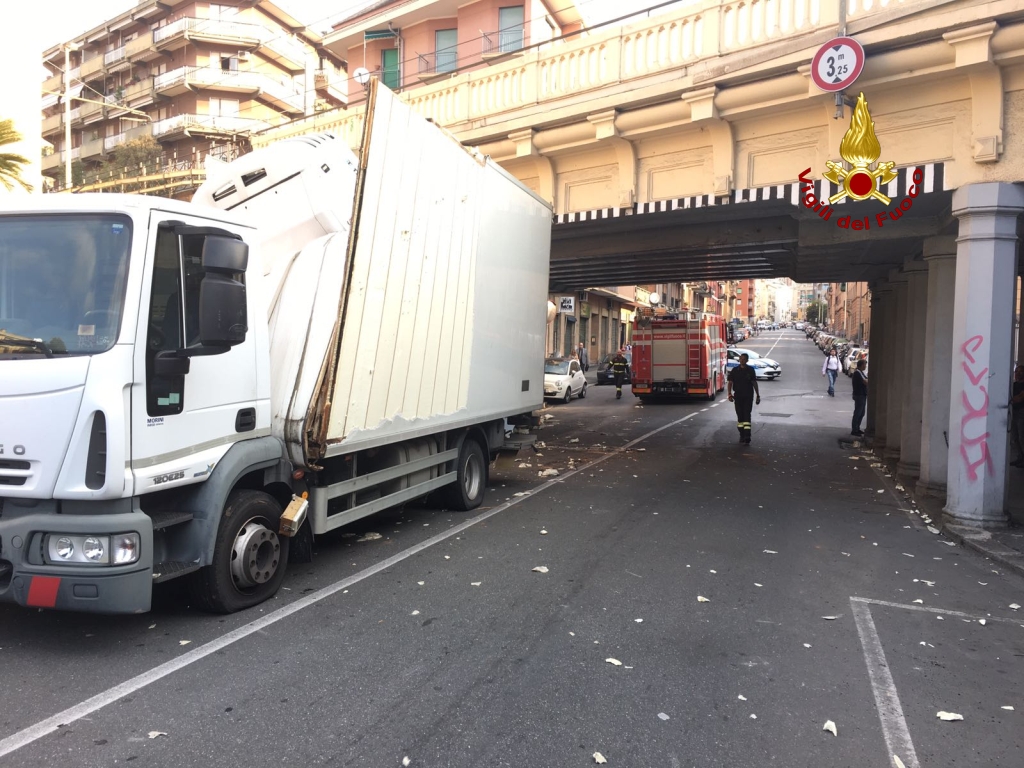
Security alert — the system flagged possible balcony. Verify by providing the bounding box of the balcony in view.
[41,109,79,137]
[80,55,105,82]
[314,69,347,106]
[261,32,307,73]
[416,51,458,81]
[127,31,160,62]
[153,16,263,51]
[152,114,270,139]
[81,136,105,160]
[154,66,304,114]
[104,45,130,72]
[40,147,80,173]
[481,28,524,59]
[80,97,106,124]
[123,77,156,107]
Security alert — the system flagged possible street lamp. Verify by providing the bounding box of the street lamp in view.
[63,42,81,189]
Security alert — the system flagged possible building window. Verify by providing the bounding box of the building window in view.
[498,6,525,53]
[381,47,399,89]
[220,55,239,72]
[435,29,457,73]
[208,98,239,117]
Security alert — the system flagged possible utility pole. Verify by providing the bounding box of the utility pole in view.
[63,42,80,189]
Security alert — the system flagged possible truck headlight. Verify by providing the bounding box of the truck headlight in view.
[54,537,75,560]
[112,533,140,565]
[83,537,105,562]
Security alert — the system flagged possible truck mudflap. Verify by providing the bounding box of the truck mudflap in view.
[0,509,154,614]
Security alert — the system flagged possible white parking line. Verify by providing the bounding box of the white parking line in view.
[851,598,921,768]
[0,409,704,759]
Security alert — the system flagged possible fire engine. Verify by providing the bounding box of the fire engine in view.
[630,308,727,401]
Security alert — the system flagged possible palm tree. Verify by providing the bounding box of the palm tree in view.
[0,118,33,192]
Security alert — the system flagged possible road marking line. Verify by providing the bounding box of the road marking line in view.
[851,596,1020,624]
[851,598,921,768]
[0,409,703,759]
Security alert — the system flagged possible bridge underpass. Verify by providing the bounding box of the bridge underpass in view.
[548,163,954,290]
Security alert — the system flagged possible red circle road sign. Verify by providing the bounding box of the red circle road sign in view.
[811,37,865,92]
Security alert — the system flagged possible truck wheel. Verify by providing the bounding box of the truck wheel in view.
[443,438,487,511]
[708,375,717,401]
[189,490,290,614]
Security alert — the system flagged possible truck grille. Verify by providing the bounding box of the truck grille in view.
[0,459,30,487]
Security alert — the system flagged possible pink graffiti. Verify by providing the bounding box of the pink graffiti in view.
[959,335,993,481]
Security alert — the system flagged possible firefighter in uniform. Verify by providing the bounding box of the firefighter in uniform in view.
[727,353,760,443]
[610,348,629,399]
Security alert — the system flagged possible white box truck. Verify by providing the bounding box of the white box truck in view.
[0,82,551,614]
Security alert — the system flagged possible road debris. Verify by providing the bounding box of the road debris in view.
[658,712,670,721]
[538,469,559,477]
[411,610,420,616]
[697,596,710,603]
[540,530,548,535]
[417,581,425,586]
[750,714,757,719]
[927,526,941,535]
[754,583,763,587]
[593,753,607,764]
[822,720,838,736]
[635,619,643,623]
[513,492,530,497]
[913,599,924,604]
[532,566,549,573]
[763,549,778,554]
[738,695,747,701]
[179,640,191,646]
[978,619,987,626]
[894,756,907,768]
[470,582,482,586]
[147,731,167,739]
[803,644,812,648]
[357,532,383,542]
[1011,603,1021,611]
[605,658,622,666]
[937,711,963,721]
[822,616,839,621]
[1001,706,1015,711]
[403,758,411,767]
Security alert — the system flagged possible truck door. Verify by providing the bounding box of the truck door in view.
[130,213,259,490]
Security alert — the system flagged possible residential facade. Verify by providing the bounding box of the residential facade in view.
[40,0,345,193]
[827,282,871,345]
[326,0,584,97]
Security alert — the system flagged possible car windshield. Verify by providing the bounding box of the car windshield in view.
[0,214,132,357]
[545,360,570,375]
[733,349,761,359]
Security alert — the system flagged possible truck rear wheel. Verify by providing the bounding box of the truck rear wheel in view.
[443,438,487,511]
[189,490,290,614]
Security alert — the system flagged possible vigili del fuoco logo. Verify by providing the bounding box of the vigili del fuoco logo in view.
[799,92,922,230]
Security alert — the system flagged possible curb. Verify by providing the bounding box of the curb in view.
[860,444,1024,578]
[942,523,1024,578]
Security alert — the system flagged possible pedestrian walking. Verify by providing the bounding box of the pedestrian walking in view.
[851,358,868,436]
[822,348,841,397]
[577,341,589,372]
[727,353,760,443]
[1010,365,1024,467]
[610,347,629,399]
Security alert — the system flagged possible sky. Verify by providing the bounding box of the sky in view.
[30,0,688,51]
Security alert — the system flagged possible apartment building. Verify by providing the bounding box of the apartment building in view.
[827,282,871,344]
[40,0,346,191]
[324,0,584,97]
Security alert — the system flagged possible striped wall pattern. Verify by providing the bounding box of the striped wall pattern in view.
[553,163,947,226]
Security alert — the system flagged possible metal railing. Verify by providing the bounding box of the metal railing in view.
[152,113,270,137]
[481,28,524,55]
[417,50,459,75]
[154,16,266,44]
[104,45,126,66]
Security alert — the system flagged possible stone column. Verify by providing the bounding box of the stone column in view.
[917,237,958,498]
[868,284,884,438]
[884,273,909,460]
[867,283,890,439]
[897,262,930,478]
[945,182,1024,528]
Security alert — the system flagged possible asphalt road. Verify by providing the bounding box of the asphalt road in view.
[2,330,1022,768]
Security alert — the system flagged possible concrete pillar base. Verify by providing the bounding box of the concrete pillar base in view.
[883,447,901,461]
[915,479,946,499]
[897,461,921,480]
[942,509,1009,530]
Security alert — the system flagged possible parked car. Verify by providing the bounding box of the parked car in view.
[596,352,632,385]
[544,357,587,402]
[726,347,782,380]
[795,322,806,331]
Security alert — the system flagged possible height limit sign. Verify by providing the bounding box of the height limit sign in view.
[811,37,865,92]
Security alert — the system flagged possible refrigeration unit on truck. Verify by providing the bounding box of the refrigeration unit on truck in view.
[630,308,727,401]
[0,81,552,614]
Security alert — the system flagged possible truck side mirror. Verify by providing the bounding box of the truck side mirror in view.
[199,236,248,348]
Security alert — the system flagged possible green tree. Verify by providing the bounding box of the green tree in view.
[88,135,164,192]
[806,300,826,325]
[0,118,33,192]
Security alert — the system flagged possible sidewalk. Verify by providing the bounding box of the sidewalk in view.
[861,439,1024,576]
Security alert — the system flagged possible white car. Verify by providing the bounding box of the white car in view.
[544,357,587,402]
[726,347,782,380]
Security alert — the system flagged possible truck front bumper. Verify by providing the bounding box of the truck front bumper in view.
[0,508,153,614]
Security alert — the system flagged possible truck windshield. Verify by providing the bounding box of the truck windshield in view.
[0,214,132,357]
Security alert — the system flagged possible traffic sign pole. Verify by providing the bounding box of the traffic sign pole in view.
[836,0,847,118]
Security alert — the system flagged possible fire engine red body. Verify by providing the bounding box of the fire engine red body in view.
[630,310,727,400]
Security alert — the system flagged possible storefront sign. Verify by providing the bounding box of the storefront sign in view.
[558,296,575,314]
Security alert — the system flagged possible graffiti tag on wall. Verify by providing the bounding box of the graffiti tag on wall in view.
[959,335,993,481]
